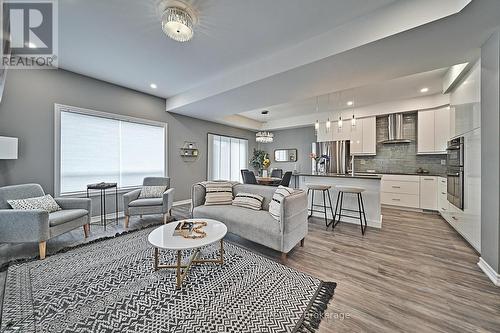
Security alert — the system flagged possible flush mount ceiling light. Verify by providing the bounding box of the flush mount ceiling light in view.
[150,83,158,89]
[160,0,198,42]
[256,131,274,143]
[346,101,354,106]
[420,87,429,93]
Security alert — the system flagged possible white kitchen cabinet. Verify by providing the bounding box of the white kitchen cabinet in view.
[420,176,438,210]
[434,108,451,153]
[380,175,420,209]
[316,122,331,142]
[350,117,376,155]
[331,121,351,141]
[417,110,435,154]
[417,108,450,154]
[350,120,363,154]
[437,177,449,213]
[362,117,377,155]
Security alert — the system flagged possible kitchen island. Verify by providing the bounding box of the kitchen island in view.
[293,173,382,228]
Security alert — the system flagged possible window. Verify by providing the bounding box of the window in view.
[207,134,248,182]
[55,104,167,195]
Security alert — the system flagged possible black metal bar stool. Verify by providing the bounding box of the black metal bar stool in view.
[305,184,335,226]
[331,186,367,235]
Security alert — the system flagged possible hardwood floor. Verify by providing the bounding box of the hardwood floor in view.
[1,205,499,332]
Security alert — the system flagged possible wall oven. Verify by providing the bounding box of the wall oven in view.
[447,137,464,210]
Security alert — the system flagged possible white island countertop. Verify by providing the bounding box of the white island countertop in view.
[295,173,382,229]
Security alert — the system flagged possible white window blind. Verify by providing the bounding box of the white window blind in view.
[207,134,248,182]
[58,107,166,194]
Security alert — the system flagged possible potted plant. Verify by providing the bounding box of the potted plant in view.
[250,149,267,176]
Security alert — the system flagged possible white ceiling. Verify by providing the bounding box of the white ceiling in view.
[55,0,500,131]
[239,68,448,122]
[58,0,396,97]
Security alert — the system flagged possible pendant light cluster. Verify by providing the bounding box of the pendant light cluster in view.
[313,91,357,133]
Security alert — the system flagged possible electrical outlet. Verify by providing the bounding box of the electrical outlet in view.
[441,159,446,165]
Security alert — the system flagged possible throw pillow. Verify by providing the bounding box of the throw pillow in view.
[204,181,233,205]
[232,192,264,210]
[139,185,167,199]
[269,185,295,221]
[8,194,62,213]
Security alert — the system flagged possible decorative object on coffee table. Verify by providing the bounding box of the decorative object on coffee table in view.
[148,219,227,289]
[1,226,336,332]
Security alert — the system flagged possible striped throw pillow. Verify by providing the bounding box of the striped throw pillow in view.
[204,181,234,206]
[269,185,294,221]
[232,192,264,210]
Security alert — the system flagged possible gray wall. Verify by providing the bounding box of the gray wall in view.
[0,69,256,214]
[354,113,447,175]
[480,30,500,273]
[257,126,316,174]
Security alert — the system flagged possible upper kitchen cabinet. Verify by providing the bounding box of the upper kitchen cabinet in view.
[317,120,350,142]
[417,107,450,154]
[449,61,481,138]
[350,116,376,155]
[331,120,351,141]
[316,122,330,142]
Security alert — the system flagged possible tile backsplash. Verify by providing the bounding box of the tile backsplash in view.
[354,113,447,175]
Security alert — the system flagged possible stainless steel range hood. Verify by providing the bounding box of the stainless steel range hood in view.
[381,113,411,144]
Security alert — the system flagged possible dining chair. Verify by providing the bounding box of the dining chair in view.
[242,170,257,184]
[271,169,283,178]
[279,172,293,187]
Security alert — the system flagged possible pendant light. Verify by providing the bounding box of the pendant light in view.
[314,96,320,133]
[337,91,343,130]
[348,91,356,127]
[325,94,331,132]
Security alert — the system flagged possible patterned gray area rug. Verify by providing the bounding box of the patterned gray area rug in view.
[1,227,336,333]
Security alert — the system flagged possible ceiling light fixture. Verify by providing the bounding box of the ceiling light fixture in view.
[256,131,274,143]
[314,96,320,133]
[420,87,429,93]
[150,83,158,89]
[160,1,197,42]
[347,101,354,106]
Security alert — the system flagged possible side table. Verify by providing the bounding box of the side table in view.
[86,182,118,230]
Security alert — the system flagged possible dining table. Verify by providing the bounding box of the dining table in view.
[255,176,282,185]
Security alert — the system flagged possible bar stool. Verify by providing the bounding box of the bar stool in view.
[305,184,334,227]
[332,186,367,235]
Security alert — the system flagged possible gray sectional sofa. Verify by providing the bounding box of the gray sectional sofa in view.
[191,183,308,260]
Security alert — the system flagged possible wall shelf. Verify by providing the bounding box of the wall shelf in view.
[180,142,199,158]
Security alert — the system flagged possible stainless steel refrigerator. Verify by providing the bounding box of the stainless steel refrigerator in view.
[312,141,350,174]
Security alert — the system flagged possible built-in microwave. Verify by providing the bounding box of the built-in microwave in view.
[447,137,464,210]
[447,137,464,167]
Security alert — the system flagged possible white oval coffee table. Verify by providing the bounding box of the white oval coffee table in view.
[148,219,227,289]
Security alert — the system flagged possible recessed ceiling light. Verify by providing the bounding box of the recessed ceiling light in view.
[346,101,354,106]
[150,83,158,89]
[420,87,429,93]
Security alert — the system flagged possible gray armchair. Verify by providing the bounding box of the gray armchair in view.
[123,177,174,228]
[0,184,91,260]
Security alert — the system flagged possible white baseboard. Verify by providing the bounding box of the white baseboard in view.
[173,199,191,206]
[478,257,500,287]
